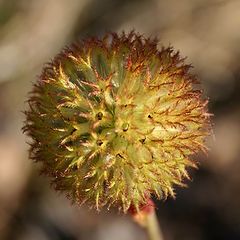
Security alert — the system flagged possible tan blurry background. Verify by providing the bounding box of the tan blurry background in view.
[0,0,240,239]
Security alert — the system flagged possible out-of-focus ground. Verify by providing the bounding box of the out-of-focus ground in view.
[0,0,240,239]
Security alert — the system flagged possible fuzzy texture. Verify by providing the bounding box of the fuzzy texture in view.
[23,32,211,212]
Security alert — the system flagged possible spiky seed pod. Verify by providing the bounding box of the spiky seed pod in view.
[23,31,211,213]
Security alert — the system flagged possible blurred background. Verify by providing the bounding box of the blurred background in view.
[0,0,240,239]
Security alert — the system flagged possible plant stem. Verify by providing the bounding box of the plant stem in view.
[129,199,164,240]
[145,209,164,240]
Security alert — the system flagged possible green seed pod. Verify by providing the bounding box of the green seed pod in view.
[23,31,211,212]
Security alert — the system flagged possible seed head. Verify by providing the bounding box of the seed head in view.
[23,31,211,212]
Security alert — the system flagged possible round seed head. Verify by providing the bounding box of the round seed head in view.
[23,31,211,212]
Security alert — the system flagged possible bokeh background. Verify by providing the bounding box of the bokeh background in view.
[0,0,240,239]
